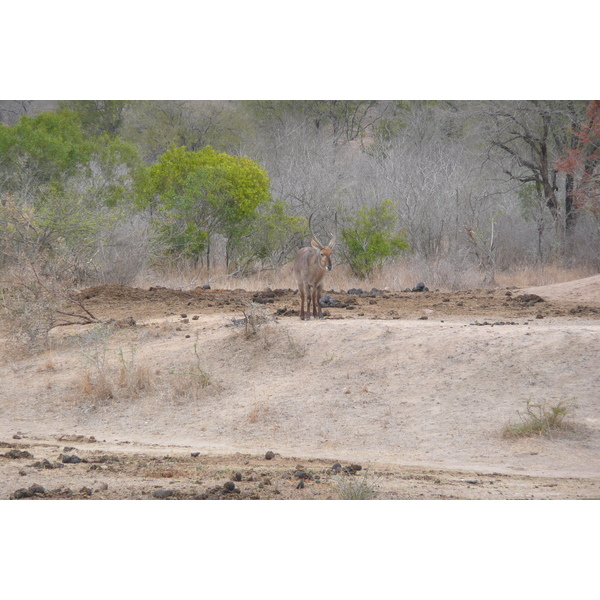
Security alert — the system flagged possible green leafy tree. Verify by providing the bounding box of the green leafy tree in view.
[0,109,92,194]
[235,200,307,270]
[0,109,141,206]
[58,101,130,137]
[82,135,143,207]
[139,145,271,268]
[341,200,409,278]
[0,110,143,279]
[0,191,119,264]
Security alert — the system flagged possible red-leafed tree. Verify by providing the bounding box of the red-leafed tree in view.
[556,101,600,219]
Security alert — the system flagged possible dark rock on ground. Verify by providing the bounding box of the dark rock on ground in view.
[153,489,174,499]
[343,464,363,475]
[60,454,88,464]
[3,449,34,459]
[10,484,46,499]
[32,458,64,469]
[320,295,340,307]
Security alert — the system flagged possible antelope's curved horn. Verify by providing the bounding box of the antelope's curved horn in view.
[308,212,324,248]
[328,212,338,248]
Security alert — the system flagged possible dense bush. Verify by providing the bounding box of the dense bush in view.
[340,200,409,277]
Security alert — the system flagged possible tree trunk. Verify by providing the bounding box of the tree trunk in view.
[206,239,211,276]
[565,172,576,235]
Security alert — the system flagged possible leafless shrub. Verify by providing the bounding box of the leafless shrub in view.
[0,254,100,354]
[236,302,277,349]
[234,303,306,357]
[392,255,482,291]
[78,325,116,403]
[86,215,156,285]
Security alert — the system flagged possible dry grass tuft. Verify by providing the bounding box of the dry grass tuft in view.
[246,401,271,424]
[79,369,115,403]
[335,469,378,500]
[117,364,153,396]
[166,342,212,402]
[75,325,157,403]
[116,333,154,397]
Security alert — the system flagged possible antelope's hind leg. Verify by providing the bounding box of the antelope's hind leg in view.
[305,285,313,320]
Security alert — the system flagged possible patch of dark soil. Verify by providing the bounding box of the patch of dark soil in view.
[515,293,545,304]
[70,284,600,325]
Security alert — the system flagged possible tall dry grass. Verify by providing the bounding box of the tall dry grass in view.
[75,327,213,406]
[133,257,597,293]
[494,264,595,288]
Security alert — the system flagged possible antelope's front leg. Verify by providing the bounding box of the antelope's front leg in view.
[311,287,319,318]
[316,284,324,318]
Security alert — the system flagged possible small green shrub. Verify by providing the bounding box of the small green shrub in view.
[340,200,409,278]
[503,399,573,438]
[335,470,378,500]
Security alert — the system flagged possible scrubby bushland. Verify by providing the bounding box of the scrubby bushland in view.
[1,100,598,291]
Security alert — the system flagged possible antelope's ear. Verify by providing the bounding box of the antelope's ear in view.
[311,239,323,249]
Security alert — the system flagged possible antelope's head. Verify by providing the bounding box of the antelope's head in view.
[311,239,334,271]
[309,212,337,272]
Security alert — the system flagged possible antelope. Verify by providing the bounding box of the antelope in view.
[292,214,336,320]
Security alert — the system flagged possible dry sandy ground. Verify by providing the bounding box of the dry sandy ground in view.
[1,275,599,500]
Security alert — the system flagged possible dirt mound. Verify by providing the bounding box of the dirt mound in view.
[80,284,202,303]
